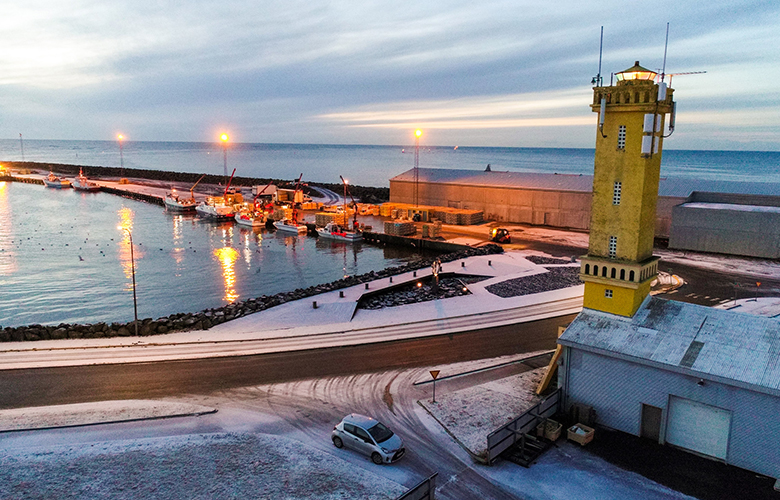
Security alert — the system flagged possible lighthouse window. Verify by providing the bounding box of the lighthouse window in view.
[609,236,617,258]
[605,289,613,298]
[613,181,622,205]
[617,125,626,150]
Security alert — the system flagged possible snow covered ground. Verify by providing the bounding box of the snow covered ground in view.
[0,353,697,500]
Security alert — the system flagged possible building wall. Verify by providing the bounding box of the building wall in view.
[669,193,780,259]
[390,179,677,236]
[561,347,780,480]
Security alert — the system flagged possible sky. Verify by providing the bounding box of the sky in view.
[1,0,779,150]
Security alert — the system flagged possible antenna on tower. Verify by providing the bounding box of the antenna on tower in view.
[591,26,604,87]
[660,22,670,82]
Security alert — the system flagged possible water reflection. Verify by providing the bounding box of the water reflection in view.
[0,182,16,274]
[117,207,137,290]
[214,246,239,303]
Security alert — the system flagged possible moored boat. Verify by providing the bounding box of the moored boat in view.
[316,175,362,242]
[273,219,307,234]
[72,168,101,192]
[43,171,71,189]
[235,208,267,227]
[196,196,237,220]
[317,221,362,242]
[164,174,204,212]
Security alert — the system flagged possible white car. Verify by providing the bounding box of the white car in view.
[331,413,405,464]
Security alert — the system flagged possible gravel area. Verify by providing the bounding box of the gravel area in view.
[486,267,582,298]
[358,275,488,310]
[0,432,405,500]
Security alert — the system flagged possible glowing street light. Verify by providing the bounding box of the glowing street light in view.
[117,134,125,179]
[414,129,423,207]
[220,133,229,185]
[118,226,139,336]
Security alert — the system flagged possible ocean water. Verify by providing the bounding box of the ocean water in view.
[2,140,779,328]
[0,182,424,328]
[2,139,779,188]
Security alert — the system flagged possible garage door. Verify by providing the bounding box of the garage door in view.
[666,396,731,460]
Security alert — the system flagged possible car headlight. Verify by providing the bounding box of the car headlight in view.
[381,447,390,454]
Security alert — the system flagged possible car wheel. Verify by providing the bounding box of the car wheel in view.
[371,452,383,465]
[332,436,343,449]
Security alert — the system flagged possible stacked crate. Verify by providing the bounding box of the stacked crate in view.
[384,220,417,236]
[315,212,348,227]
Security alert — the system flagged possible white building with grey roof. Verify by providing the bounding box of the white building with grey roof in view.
[558,296,780,486]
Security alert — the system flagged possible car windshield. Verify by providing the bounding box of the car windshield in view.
[367,422,394,444]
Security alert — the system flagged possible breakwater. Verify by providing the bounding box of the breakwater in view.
[1,161,390,203]
[0,245,503,343]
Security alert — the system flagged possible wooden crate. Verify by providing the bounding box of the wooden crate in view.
[567,424,595,446]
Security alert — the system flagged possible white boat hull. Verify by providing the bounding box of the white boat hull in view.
[196,203,235,220]
[165,195,197,211]
[317,228,362,242]
[235,213,266,227]
[72,180,100,192]
[273,220,307,234]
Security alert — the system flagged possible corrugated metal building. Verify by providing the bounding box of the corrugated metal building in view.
[558,297,780,484]
[389,168,780,238]
[669,192,780,259]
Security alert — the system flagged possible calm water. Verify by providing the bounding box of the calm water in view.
[2,140,779,328]
[2,140,779,187]
[0,182,423,327]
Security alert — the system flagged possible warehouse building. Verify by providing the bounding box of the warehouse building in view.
[669,192,780,259]
[389,167,780,240]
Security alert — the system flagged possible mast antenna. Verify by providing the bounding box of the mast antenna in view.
[591,26,604,86]
[660,22,670,82]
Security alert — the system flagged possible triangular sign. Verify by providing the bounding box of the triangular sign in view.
[430,370,440,380]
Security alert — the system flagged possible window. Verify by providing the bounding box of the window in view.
[584,264,590,274]
[620,269,626,280]
[605,289,613,298]
[630,270,635,281]
[617,125,626,149]
[613,181,622,205]
[602,266,607,277]
[611,267,616,279]
[609,236,617,258]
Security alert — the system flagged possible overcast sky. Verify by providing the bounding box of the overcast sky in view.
[1,0,778,150]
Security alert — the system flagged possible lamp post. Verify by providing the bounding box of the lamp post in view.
[414,129,422,207]
[220,133,229,186]
[117,134,125,178]
[121,227,139,336]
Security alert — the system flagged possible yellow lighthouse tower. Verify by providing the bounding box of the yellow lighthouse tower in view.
[580,61,676,317]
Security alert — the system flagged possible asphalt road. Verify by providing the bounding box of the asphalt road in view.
[0,314,576,409]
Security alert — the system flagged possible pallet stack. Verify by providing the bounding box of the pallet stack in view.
[384,220,417,236]
[315,212,348,227]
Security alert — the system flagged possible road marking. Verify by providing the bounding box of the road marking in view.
[668,290,678,294]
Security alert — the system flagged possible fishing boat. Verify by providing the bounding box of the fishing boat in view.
[164,174,204,211]
[43,171,71,189]
[272,173,308,234]
[317,221,362,242]
[235,181,273,227]
[72,168,101,192]
[317,176,362,242]
[196,169,240,221]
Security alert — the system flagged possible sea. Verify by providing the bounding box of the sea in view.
[1,139,779,328]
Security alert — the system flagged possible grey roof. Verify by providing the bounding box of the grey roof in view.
[559,297,780,396]
[390,168,780,198]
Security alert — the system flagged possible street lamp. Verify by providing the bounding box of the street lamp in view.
[119,226,139,336]
[117,134,126,181]
[220,133,229,185]
[414,129,422,207]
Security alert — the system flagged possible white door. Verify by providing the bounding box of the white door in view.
[666,396,731,460]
